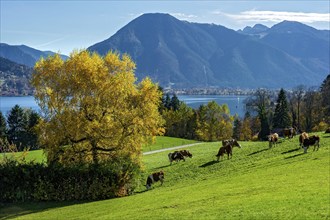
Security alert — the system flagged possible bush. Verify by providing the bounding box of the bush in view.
[0,156,140,203]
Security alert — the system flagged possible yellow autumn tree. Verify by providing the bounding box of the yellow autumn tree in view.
[32,50,164,166]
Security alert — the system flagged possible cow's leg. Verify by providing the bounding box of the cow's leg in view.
[303,146,308,153]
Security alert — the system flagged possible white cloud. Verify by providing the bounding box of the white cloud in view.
[223,10,330,23]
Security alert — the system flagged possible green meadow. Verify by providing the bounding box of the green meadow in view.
[1,133,329,219]
[0,136,198,164]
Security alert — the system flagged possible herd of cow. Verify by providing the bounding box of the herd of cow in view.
[145,128,323,190]
[268,130,320,154]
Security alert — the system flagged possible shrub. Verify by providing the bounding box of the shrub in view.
[0,156,140,203]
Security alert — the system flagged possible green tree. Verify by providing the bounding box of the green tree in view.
[32,50,164,166]
[196,101,233,141]
[163,93,171,110]
[25,110,40,149]
[162,102,195,138]
[241,114,253,141]
[170,94,180,111]
[246,89,271,140]
[7,105,29,150]
[0,111,7,139]
[320,74,330,124]
[233,118,242,140]
[302,89,322,132]
[273,88,291,129]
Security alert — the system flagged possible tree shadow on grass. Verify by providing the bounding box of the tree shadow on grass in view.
[284,152,305,159]
[0,201,85,220]
[247,148,268,156]
[199,160,219,168]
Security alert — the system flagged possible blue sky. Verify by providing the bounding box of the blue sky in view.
[1,1,329,55]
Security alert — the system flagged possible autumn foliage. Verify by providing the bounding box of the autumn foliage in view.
[32,50,164,166]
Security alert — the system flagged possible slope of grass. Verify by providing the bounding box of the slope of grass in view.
[0,149,46,164]
[0,136,198,163]
[142,136,198,152]
[1,132,329,219]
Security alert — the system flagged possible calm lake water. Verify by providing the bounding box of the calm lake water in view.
[0,95,247,117]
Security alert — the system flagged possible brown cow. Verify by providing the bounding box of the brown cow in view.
[299,132,309,147]
[302,135,320,153]
[268,133,279,148]
[216,139,241,161]
[283,128,295,138]
[145,171,165,190]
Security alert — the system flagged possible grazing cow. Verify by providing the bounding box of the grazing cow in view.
[283,128,295,138]
[268,133,279,148]
[179,150,193,158]
[168,151,185,165]
[302,135,320,153]
[145,171,165,190]
[216,139,241,161]
[299,132,309,147]
[222,139,241,148]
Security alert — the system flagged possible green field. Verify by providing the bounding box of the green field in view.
[1,133,329,219]
[0,136,198,164]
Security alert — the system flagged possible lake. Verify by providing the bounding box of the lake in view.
[0,95,247,117]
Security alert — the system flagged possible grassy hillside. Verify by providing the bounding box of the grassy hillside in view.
[1,132,329,219]
[0,136,198,164]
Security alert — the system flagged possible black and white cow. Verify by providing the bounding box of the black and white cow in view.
[145,171,165,190]
[302,135,320,153]
[168,151,185,165]
[179,150,193,158]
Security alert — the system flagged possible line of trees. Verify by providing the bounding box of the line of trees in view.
[160,93,234,142]
[161,74,330,141]
[0,105,40,152]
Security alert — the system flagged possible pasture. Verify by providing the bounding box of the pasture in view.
[0,136,198,163]
[1,132,329,219]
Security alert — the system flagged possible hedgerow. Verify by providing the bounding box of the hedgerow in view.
[0,156,140,203]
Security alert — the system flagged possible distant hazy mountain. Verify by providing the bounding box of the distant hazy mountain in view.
[238,24,269,36]
[0,43,68,68]
[88,13,329,89]
[0,57,33,96]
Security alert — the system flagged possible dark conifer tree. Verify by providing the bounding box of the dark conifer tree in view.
[258,106,270,140]
[26,110,40,149]
[233,118,242,140]
[273,88,291,128]
[0,111,7,139]
[170,94,180,111]
[163,94,171,110]
[320,74,330,123]
[7,105,28,150]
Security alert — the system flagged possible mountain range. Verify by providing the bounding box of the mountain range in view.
[89,13,329,89]
[1,13,329,90]
[0,43,68,68]
[0,57,33,96]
